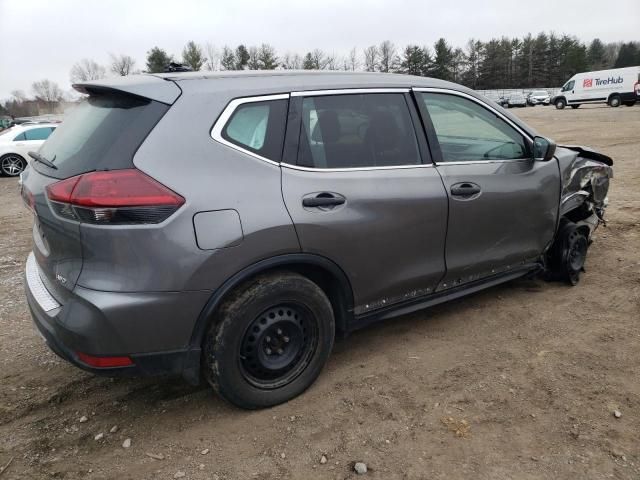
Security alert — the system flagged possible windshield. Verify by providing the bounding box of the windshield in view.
[36,92,169,179]
[533,91,548,96]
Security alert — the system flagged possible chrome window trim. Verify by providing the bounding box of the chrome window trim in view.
[291,88,410,97]
[282,163,433,173]
[413,87,534,166]
[210,93,290,167]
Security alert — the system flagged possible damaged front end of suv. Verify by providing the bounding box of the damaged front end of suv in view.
[547,145,614,284]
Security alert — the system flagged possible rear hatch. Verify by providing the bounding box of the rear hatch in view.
[22,79,176,301]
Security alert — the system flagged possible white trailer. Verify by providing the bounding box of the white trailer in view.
[553,66,640,109]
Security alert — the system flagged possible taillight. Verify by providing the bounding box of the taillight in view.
[46,169,184,225]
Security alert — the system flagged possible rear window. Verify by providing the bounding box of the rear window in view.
[24,127,54,140]
[36,92,169,179]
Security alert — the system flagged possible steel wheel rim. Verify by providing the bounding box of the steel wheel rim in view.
[239,303,319,389]
[1,155,24,176]
[567,232,587,271]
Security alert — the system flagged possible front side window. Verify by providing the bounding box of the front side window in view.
[419,92,529,162]
[24,127,54,141]
[562,80,575,92]
[13,132,26,141]
[297,93,421,169]
[221,99,288,162]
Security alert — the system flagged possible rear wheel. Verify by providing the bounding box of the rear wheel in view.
[624,101,636,107]
[555,98,566,109]
[570,104,580,109]
[203,271,335,409]
[0,154,26,177]
[608,95,621,107]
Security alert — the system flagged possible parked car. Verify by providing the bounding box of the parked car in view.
[22,72,613,409]
[506,93,527,108]
[0,123,57,176]
[527,90,551,106]
[553,66,640,109]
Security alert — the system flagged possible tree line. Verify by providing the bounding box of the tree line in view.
[2,34,639,118]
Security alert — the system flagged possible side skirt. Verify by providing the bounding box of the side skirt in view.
[348,263,541,332]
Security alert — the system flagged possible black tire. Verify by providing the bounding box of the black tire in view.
[555,98,566,109]
[0,153,27,177]
[624,101,636,107]
[608,95,621,107]
[203,271,335,409]
[570,104,580,109]
[548,221,589,286]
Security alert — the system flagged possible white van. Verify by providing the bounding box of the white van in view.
[553,66,640,109]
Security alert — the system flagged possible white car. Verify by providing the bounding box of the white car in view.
[527,90,551,106]
[0,123,57,176]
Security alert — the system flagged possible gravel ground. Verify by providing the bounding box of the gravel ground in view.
[0,104,638,480]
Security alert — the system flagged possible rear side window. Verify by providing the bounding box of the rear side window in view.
[221,99,288,162]
[297,93,420,169]
[13,132,26,141]
[24,127,54,141]
[36,92,169,179]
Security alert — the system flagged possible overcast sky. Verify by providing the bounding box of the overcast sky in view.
[1,0,638,99]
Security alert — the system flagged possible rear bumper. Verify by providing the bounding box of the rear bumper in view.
[25,252,208,383]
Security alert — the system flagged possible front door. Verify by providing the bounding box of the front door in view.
[415,89,560,290]
[281,90,448,315]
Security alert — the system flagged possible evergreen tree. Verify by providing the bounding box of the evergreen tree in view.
[462,39,483,88]
[235,45,250,70]
[587,38,608,70]
[615,42,640,68]
[431,38,454,80]
[258,44,278,69]
[399,45,426,76]
[302,52,318,70]
[182,41,204,71]
[146,47,172,73]
[220,46,236,70]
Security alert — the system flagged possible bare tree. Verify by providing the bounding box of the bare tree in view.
[32,79,64,113]
[10,90,27,102]
[363,45,378,72]
[70,59,106,83]
[347,47,360,71]
[281,52,302,69]
[109,54,136,76]
[204,43,220,71]
[378,40,398,72]
[247,46,260,70]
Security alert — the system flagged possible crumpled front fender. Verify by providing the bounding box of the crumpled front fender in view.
[556,145,614,217]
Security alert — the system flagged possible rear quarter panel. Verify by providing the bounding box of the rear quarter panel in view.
[77,81,300,293]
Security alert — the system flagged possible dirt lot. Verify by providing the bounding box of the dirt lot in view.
[1,104,639,480]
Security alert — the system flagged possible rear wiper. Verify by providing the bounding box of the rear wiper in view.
[28,151,57,170]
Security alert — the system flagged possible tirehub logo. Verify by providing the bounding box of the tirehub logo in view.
[590,76,624,87]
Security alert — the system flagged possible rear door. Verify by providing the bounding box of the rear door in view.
[281,89,448,315]
[414,89,559,290]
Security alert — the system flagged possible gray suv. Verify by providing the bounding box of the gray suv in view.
[22,72,613,409]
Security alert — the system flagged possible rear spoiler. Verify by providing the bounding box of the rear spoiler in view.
[73,74,181,105]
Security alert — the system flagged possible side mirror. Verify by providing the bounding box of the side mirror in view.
[533,136,556,161]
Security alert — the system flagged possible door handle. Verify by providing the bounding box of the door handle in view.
[450,183,481,197]
[302,193,345,208]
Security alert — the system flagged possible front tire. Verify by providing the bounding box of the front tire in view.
[0,154,26,177]
[555,98,566,109]
[548,222,589,285]
[203,271,335,409]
